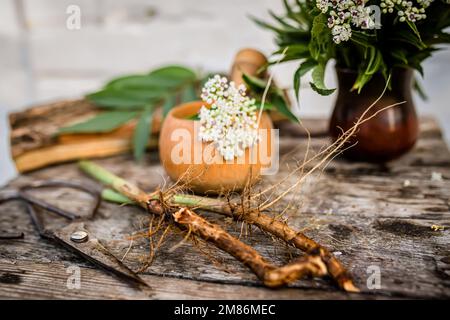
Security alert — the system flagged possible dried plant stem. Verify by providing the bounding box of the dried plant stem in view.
[79,161,331,288]
[259,102,405,211]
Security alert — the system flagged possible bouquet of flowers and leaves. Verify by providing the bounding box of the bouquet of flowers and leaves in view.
[253,0,450,97]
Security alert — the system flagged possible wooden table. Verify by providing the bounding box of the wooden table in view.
[1,118,449,299]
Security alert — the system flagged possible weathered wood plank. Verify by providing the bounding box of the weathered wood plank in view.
[0,260,388,300]
[1,118,449,299]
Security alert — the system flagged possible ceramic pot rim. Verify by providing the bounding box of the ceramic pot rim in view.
[170,100,205,121]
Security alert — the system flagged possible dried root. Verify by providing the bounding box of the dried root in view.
[157,193,358,292]
[232,210,358,292]
[173,208,327,288]
[79,161,347,289]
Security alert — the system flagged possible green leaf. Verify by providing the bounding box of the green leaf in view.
[133,106,154,161]
[350,30,375,48]
[310,13,327,38]
[242,73,268,93]
[59,111,138,134]
[106,74,160,90]
[309,13,329,61]
[148,65,197,88]
[309,63,335,96]
[162,93,176,117]
[273,44,309,56]
[107,66,196,90]
[268,52,311,65]
[413,76,428,101]
[351,47,384,93]
[352,73,373,93]
[391,50,408,65]
[181,83,198,103]
[390,31,426,49]
[243,73,298,122]
[256,101,275,111]
[272,92,299,123]
[406,20,422,43]
[293,59,317,102]
[282,0,309,27]
[364,47,383,75]
[250,15,307,36]
[185,113,200,121]
[310,82,336,95]
[87,89,156,109]
[268,10,298,31]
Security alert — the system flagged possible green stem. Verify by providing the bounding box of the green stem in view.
[78,160,231,214]
[101,189,134,204]
[79,160,153,206]
[79,160,126,187]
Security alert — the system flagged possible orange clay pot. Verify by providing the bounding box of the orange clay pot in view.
[159,101,274,194]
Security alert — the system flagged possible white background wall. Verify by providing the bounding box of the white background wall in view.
[1,0,449,185]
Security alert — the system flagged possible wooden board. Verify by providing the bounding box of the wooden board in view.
[1,118,449,299]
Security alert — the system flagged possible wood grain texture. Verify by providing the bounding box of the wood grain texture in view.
[1,118,449,299]
[8,100,162,172]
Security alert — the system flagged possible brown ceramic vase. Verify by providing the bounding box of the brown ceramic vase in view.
[329,67,419,162]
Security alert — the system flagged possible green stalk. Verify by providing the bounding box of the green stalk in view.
[79,160,126,187]
[78,160,231,214]
[101,189,134,204]
[79,160,153,207]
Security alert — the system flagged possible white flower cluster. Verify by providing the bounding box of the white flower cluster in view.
[380,0,433,23]
[316,0,435,44]
[317,0,376,43]
[198,75,259,161]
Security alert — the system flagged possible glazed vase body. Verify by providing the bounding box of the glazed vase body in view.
[329,68,419,162]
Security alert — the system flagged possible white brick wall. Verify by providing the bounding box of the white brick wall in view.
[1,0,449,185]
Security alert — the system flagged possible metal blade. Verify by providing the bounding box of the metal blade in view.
[53,222,152,291]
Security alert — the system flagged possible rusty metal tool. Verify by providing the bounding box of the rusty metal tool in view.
[0,180,151,290]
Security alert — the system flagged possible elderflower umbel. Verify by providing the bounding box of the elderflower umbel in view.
[198,75,259,161]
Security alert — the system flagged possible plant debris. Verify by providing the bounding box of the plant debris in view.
[431,225,445,232]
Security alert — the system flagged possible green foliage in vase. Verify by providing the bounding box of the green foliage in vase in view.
[252,0,450,99]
